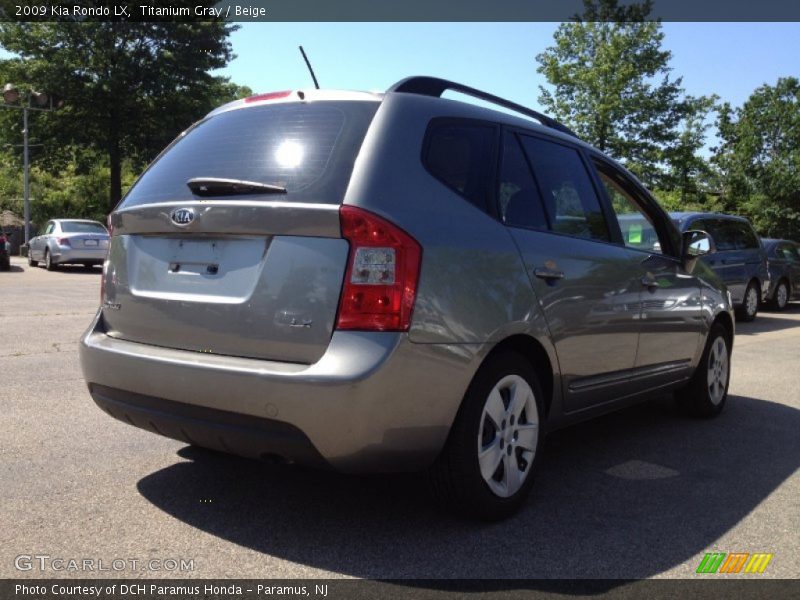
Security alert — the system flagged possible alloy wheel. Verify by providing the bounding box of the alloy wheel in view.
[745,286,758,317]
[777,283,788,309]
[707,336,729,406]
[477,374,539,498]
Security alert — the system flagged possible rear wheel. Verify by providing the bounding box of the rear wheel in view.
[736,281,759,321]
[768,280,789,311]
[428,351,544,521]
[676,323,731,418]
[0,256,9,271]
[44,249,57,271]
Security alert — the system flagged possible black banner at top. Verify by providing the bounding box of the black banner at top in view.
[1,0,800,22]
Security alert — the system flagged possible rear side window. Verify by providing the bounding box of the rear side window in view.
[519,136,610,242]
[423,120,496,212]
[120,101,379,208]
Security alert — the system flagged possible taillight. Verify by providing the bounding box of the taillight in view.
[336,206,422,332]
[244,90,292,103]
[57,237,71,246]
[106,214,113,237]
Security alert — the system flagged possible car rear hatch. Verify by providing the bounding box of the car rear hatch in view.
[68,232,109,250]
[102,96,380,364]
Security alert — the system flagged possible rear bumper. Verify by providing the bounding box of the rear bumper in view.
[79,311,482,473]
[52,246,107,264]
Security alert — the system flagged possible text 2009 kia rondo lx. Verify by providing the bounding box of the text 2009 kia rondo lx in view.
[80,77,734,520]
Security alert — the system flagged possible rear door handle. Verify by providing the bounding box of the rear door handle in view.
[534,267,565,281]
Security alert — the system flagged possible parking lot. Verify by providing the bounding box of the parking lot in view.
[1,254,799,581]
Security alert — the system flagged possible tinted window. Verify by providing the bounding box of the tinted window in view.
[596,168,663,254]
[688,219,707,232]
[733,221,760,249]
[424,121,496,212]
[519,136,610,241]
[779,243,800,262]
[121,101,379,208]
[706,220,737,251]
[498,133,548,230]
[60,221,107,234]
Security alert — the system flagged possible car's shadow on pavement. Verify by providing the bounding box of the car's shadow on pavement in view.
[137,394,800,582]
[736,305,800,335]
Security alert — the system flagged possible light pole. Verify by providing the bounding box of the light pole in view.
[2,84,62,247]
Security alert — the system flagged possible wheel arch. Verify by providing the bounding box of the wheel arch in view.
[483,334,556,420]
[712,310,735,349]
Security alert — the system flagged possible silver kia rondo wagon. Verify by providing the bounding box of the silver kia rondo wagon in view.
[80,77,735,519]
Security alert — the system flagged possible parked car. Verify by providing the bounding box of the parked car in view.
[27,219,109,270]
[670,212,769,322]
[761,238,800,310]
[0,230,10,271]
[80,77,735,520]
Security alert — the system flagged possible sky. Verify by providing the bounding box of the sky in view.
[217,22,800,118]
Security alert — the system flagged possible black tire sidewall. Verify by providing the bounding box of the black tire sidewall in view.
[444,352,546,519]
[738,282,758,321]
[681,323,731,417]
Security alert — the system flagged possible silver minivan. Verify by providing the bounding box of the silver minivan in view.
[80,77,735,519]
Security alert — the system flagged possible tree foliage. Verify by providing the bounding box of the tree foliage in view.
[0,13,248,212]
[715,77,800,239]
[536,0,686,186]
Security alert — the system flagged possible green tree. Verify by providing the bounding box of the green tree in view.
[536,0,684,186]
[0,11,245,211]
[661,94,719,204]
[714,77,800,238]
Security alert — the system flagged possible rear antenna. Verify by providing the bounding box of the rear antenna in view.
[299,46,320,90]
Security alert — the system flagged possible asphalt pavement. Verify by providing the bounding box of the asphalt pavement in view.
[1,255,798,582]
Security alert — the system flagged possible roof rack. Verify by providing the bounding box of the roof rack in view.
[388,76,579,139]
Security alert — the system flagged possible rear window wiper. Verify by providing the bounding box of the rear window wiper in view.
[186,177,287,196]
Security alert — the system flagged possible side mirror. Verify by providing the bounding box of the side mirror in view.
[682,230,716,267]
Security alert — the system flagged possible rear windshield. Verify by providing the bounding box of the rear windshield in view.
[60,221,107,234]
[119,101,379,208]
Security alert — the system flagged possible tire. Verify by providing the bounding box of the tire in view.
[27,253,38,267]
[676,323,731,418]
[44,249,57,271]
[428,351,545,521]
[768,280,789,311]
[0,257,9,272]
[736,281,759,322]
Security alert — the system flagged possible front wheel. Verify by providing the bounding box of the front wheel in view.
[736,281,759,321]
[27,252,38,267]
[428,351,544,521]
[676,323,731,418]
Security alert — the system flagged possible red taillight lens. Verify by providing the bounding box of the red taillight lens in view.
[57,237,71,246]
[336,206,422,332]
[244,90,292,103]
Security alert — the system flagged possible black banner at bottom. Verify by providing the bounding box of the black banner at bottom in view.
[3,579,800,600]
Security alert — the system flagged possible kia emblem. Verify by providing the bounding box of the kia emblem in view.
[170,208,195,227]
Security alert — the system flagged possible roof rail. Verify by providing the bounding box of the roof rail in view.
[388,76,579,139]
